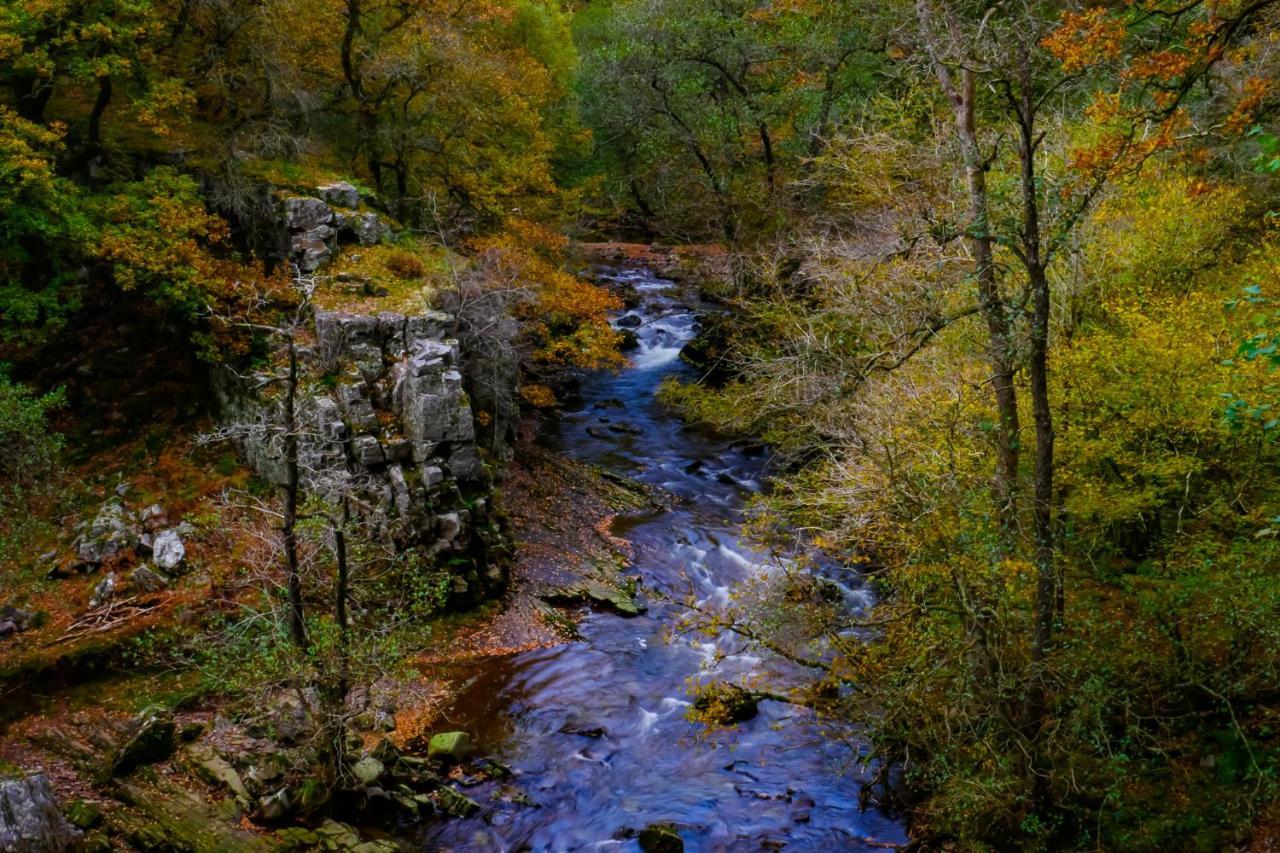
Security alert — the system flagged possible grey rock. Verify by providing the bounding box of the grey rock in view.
[419,465,444,491]
[188,746,250,806]
[351,212,385,246]
[437,513,462,547]
[0,606,35,632]
[292,233,331,273]
[140,504,166,529]
[448,445,484,482]
[0,774,81,852]
[130,564,169,592]
[318,181,360,209]
[283,196,332,231]
[78,500,138,564]
[353,436,386,467]
[258,787,292,821]
[385,441,414,464]
[404,311,453,346]
[152,529,186,571]
[351,755,384,786]
[388,466,412,519]
[89,573,117,608]
[0,621,17,638]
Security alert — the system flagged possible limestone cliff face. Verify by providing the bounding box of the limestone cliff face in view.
[216,184,509,605]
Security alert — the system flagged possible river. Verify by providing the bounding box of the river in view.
[418,264,907,851]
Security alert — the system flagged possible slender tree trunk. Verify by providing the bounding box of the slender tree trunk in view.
[88,75,112,149]
[341,0,382,190]
[282,340,308,650]
[1011,72,1056,674]
[334,499,350,695]
[949,67,1021,532]
[915,0,1020,532]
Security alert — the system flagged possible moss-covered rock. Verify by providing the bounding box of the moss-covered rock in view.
[110,706,176,777]
[435,786,480,818]
[427,731,473,764]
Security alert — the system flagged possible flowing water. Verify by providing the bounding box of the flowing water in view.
[419,265,907,851]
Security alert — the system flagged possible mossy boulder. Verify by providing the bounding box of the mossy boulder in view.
[351,756,384,786]
[110,706,176,776]
[64,798,103,829]
[427,731,473,764]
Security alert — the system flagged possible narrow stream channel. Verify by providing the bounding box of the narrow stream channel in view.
[419,265,908,851]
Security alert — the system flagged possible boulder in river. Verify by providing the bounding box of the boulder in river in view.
[428,731,474,763]
[691,682,759,725]
[436,786,480,817]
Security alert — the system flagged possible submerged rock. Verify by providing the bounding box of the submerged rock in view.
[638,822,684,853]
[540,579,645,617]
[436,786,480,817]
[0,774,81,852]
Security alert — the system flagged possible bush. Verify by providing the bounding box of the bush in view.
[385,251,427,280]
[0,365,64,501]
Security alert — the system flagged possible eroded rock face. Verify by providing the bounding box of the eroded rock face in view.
[0,774,81,852]
[218,305,509,606]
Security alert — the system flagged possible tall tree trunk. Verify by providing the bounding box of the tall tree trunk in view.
[88,75,112,149]
[1014,77,1056,705]
[917,0,1021,530]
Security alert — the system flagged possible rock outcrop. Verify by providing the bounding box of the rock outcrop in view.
[218,196,509,604]
[0,774,81,852]
[280,184,389,273]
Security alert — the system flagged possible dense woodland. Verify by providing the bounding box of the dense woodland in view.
[3,0,1280,849]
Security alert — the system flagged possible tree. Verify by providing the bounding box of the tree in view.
[576,0,880,242]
